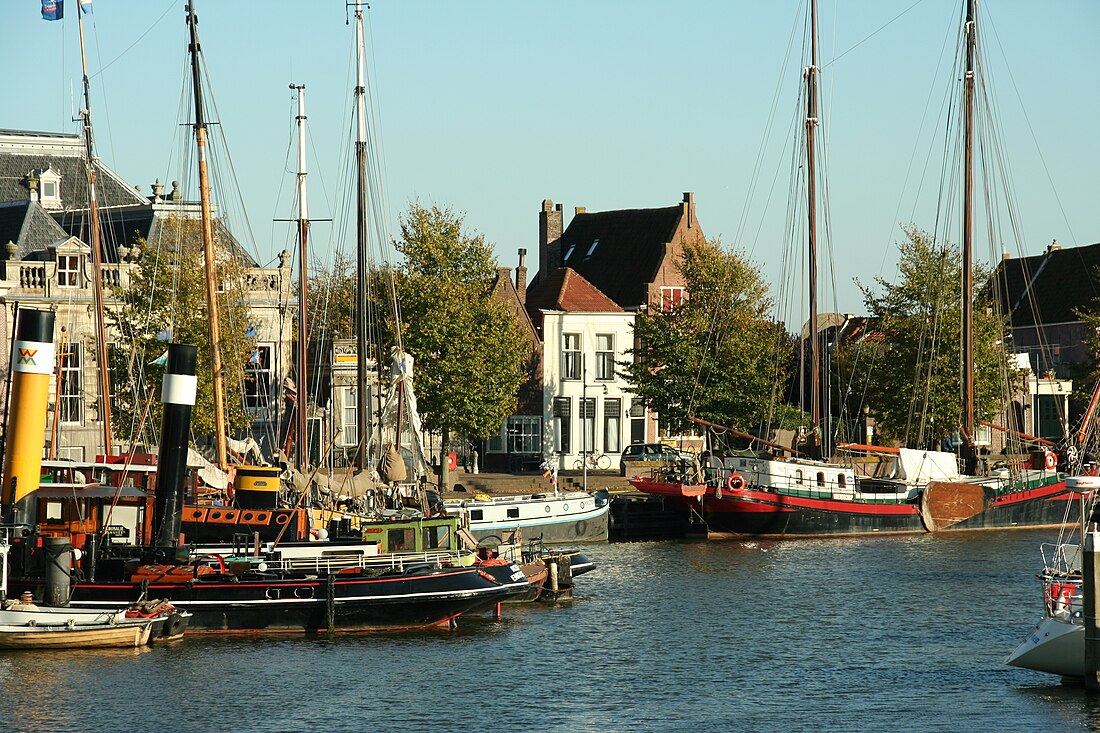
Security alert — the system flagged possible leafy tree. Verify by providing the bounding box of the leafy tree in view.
[108,213,253,445]
[621,237,788,434]
[842,225,1012,446]
[393,203,528,484]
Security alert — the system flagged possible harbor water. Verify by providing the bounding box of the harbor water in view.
[2,530,1099,732]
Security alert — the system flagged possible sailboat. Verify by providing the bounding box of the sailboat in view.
[629,0,1079,537]
[1,1,527,631]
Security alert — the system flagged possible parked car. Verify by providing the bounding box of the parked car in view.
[619,443,692,476]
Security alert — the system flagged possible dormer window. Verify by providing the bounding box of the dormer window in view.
[58,254,80,287]
[37,167,62,210]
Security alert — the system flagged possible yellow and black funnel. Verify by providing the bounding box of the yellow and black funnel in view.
[2,309,56,526]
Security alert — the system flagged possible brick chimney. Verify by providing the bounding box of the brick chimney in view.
[516,248,527,305]
[539,199,564,273]
[682,191,695,229]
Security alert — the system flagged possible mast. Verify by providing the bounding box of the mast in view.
[77,9,114,457]
[961,0,976,467]
[353,3,370,471]
[805,0,821,457]
[186,1,229,471]
[291,83,310,472]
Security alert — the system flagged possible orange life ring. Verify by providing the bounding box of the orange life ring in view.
[726,473,746,492]
[1044,451,1057,471]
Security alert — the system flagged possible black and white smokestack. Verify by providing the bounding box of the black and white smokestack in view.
[154,343,198,548]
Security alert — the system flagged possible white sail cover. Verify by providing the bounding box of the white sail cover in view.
[366,348,429,481]
[895,448,961,483]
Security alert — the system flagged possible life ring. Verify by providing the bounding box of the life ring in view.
[1044,451,1057,471]
[726,473,746,492]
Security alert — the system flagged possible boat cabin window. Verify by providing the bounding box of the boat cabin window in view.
[816,472,826,487]
[44,501,63,521]
[507,508,520,519]
[423,525,450,549]
[837,474,847,488]
[795,469,803,485]
[470,509,484,521]
[387,528,415,552]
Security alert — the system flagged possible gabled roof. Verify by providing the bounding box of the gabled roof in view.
[556,205,684,308]
[993,242,1100,327]
[0,200,72,259]
[524,267,623,330]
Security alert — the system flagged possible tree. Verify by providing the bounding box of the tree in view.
[108,214,253,445]
[842,225,1012,446]
[620,237,789,434]
[393,203,528,483]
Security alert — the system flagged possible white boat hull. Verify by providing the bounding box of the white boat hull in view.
[446,490,610,544]
[1005,615,1084,678]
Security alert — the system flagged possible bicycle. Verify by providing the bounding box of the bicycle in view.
[574,451,611,471]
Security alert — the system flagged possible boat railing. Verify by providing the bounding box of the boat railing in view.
[1039,542,1081,574]
[250,548,467,575]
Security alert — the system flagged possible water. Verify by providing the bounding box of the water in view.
[2,531,1100,732]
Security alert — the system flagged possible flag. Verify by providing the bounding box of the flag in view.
[79,0,91,13]
[155,327,172,341]
[247,349,261,365]
[41,1,63,20]
[244,324,258,338]
[149,351,168,367]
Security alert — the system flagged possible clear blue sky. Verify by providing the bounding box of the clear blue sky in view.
[5,1,1098,320]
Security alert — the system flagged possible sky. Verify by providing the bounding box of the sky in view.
[4,0,1099,322]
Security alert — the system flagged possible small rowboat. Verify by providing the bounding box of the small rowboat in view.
[0,617,156,650]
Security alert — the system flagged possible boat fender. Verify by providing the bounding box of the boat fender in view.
[162,612,186,638]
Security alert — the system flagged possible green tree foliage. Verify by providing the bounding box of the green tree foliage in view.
[620,237,788,433]
[108,214,253,444]
[307,251,394,354]
[393,203,528,440]
[843,225,1012,446]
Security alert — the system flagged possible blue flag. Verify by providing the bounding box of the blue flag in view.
[247,349,261,365]
[244,324,258,338]
[155,327,173,341]
[41,1,63,20]
[149,351,168,367]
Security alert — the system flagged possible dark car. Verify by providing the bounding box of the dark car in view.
[619,442,692,476]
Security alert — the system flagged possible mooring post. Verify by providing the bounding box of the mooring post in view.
[1085,529,1100,691]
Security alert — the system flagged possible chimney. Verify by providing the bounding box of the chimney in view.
[539,199,564,273]
[575,206,586,216]
[516,248,527,305]
[682,192,695,229]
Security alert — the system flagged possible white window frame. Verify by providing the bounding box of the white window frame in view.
[243,343,274,411]
[660,286,686,312]
[561,333,581,380]
[341,386,358,448]
[57,254,80,288]
[595,333,615,381]
[59,342,82,424]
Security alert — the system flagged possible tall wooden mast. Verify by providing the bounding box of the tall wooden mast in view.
[961,0,977,466]
[291,83,310,472]
[805,0,821,457]
[186,1,228,471]
[76,9,114,457]
[353,3,371,471]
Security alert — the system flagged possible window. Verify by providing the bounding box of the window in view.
[585,238,600,258]
[603,398,621,453]
[58,342,82,423]
[562,333,581,380]
[487,425,504,454]
[341,386,358,447]
[579,398,596,455]
[507,416,541,454]
[564,244,577,261]
[57,255,80,288]
[817,472,826,487]
[595,334,614,380]
[243,344,274,410]
[630,398,646,444]
[838,474,847,488]
[553,397,571,455]
[660,286,686,312]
